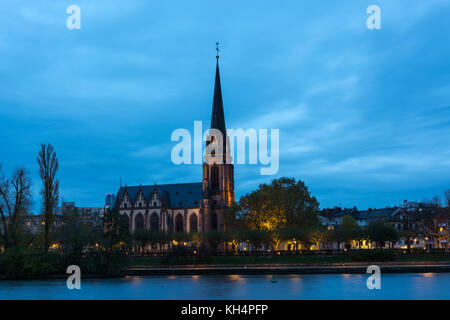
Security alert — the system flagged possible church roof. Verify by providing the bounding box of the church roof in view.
[116,182,203,209]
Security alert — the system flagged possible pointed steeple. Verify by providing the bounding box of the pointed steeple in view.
[210,54,226,136]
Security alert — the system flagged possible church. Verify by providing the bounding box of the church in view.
[115,53,235,234]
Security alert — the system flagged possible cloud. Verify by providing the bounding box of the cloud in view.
[1,0,450,210]
[131,144,169,159]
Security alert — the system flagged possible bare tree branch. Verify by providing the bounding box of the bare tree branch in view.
[37,144,59,253]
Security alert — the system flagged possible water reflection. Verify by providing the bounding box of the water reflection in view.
[421,273,435,277]
[0,273,449,300]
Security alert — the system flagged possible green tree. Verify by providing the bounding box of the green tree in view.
[281,227,310,250]
[268,230,283,251]
[57,207,100,263]
[223,203,240,231]
[239,177,320,231]
[309,228,327,250]
[204,231,225,251]
[332,215,363,249]
[367,221,399,249]
[132,229,149,255]
[101,208,130,256]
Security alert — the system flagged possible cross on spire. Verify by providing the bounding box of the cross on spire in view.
[216,42,220,59]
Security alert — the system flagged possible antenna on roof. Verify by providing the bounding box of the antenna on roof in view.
[120,177,122,188]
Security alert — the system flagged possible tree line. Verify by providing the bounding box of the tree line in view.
[0,144,128,278]
[129,178,421,254]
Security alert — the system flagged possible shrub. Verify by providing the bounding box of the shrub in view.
[80,250,128,275]
[162,244,197,265]
[0,248,64,279]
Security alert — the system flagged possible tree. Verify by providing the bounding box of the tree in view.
[0,166,32,248]
[367,221,398,249]
[132,229,150,255]
[422,207,450,249]
[189,232,205,248]
[267,230,283,251]
[309,229,327,250]
[281,227,310,250]
[223,203,240,231]
[57,207,100,262]
[243,230,269,252]
[238,190,272,231]
[204,231,225,251]
[332,215,363,249]
[431,196,442,208]
[102,208,130,256]
[37,144,59,253]
[444,189,450,208]
[239,177,320,231]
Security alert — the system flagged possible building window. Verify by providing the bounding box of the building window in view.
[150,212,159,231]
[135,213,144,230]
[190,214,198,233]
[175,214,184,233]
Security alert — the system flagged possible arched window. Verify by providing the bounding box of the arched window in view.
[190,214,198,233]
[150,212,159,231]
[212,212,218,230]
[175,214,184,233]
[120,214,130,232]
[135,213,144,230]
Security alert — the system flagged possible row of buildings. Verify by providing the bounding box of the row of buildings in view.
[24,194,116,234]
[24,202,105,234]
[318,201,449,250]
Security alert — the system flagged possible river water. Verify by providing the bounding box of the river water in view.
[1,273,449,300]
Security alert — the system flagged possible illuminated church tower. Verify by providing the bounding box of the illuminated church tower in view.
[202,47,235,231]
[115,46,234,236]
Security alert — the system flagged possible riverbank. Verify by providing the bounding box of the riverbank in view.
[2,262,450,280]
[129,253,450,266]
[2,254,449,279]
[125,261,450,276]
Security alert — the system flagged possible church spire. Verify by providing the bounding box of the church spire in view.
[210,43,226,136]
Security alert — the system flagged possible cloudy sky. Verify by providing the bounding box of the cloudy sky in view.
[1,0,449,211]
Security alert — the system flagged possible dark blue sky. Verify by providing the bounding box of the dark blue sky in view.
[1,0,449,211]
